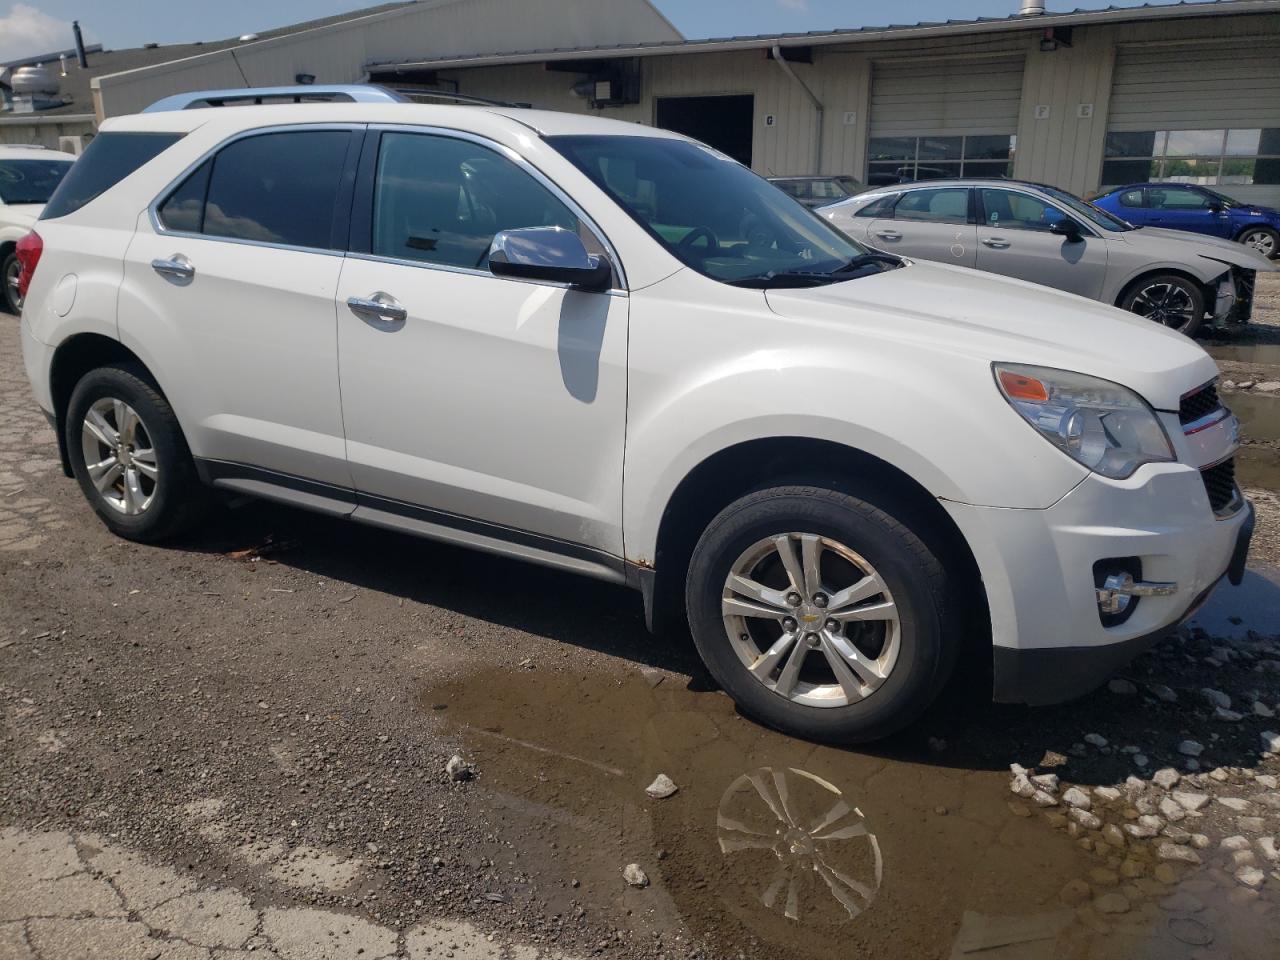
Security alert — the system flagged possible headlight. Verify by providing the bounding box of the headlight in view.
[993,363,1174,480]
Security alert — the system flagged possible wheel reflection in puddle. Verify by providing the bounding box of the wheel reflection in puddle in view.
[717,766,882,923]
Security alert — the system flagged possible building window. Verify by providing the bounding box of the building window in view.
[867,134,1014,186]
[1102,129,1280,187]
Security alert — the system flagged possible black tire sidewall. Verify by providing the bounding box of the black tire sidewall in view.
[1122,273,1204,336]
[686,488,949,743]
[65,366,194,542]
[2,252,20,315]
[1239,226,1280,260]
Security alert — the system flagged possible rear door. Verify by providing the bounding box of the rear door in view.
[975,187,1109,300]
[1145,185,1233,238]
[865,186,976,268]
[120,126,360,490]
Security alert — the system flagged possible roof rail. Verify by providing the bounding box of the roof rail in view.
[142,84,409,112]
[392,88,531,109]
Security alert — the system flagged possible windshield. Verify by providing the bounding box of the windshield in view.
[1041,185,1135,232]
[549,135,876,285]
[0,158,73,205]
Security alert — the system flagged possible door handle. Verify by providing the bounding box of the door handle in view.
[981,237,1011,249]
[875,230,902,241]
[151,255,194,282]
[347,293,407,324]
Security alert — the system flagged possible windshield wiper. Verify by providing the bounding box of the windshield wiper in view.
[829,252,904,273]
[727,251,905,289]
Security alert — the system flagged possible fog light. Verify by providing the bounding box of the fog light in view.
[1095,572,1178,616]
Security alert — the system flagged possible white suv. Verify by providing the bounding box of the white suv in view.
[19,87,1254,742]
[1,144,75,313]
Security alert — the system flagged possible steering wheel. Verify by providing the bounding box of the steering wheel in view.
[677,226,720,255]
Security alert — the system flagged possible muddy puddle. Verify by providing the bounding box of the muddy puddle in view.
[420,666,1278,959]
[1228,391,1280,490]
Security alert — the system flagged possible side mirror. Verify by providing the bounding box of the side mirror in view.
[1050,218,1084,242]
[488,227,613,292]
[1208,202,1226,214]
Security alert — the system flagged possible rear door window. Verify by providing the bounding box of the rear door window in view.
[893,188,969,224]
[41,132,182,220]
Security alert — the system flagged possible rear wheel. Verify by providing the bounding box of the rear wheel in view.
[65,364,209,542]
[1239,225,1279,260]
[2,251,21,314]
[686,485,958,743]
[1119,273,1204,337]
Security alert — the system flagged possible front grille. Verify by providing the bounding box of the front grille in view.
[1201,458,1240,515]
[1180,381,1221,426]
[1230,268,1257,324]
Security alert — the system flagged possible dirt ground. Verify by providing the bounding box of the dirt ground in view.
[2,275,1280,960]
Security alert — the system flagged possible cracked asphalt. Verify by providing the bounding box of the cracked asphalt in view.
[2,274,1280,960]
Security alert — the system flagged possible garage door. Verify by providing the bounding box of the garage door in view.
[1103,42,1280,204]
[867,56,1024,185]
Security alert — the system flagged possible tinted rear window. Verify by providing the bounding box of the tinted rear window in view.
[0,158,73,205]
[41,132,182,220]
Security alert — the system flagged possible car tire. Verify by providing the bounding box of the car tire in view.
[2,251,21,315]
[685,484,959,743]
[1238,225,1279,260]
[1119,272,1204,337]
[65,363,210,543]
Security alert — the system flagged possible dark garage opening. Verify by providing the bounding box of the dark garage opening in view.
[654,95,754,166]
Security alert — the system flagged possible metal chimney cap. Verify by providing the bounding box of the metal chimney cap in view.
[1020,1,1047,14]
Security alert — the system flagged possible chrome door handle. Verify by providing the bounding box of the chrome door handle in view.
[981,237,1011,249]
[151,255,194,282]
[347,293,407,324]
[875,230,902,241]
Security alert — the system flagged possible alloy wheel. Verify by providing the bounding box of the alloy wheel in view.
[80,397,159,515]
[3,256,20,313]
[1242,229,1277,259]
[721,532,900,708]
[1130,281,1196,330]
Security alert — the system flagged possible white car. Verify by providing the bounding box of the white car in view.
[19,86,1254,742]
[0,144,76,314]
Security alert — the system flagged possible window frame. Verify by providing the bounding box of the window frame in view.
[149,123,364,257]
[975,187,1099,237]
[348,125,628,294]
[1101,127,1280,190]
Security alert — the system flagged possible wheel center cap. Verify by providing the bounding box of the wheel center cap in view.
[797,604,823,626]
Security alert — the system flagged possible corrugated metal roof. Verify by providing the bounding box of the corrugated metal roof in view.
[368,0,1280,71]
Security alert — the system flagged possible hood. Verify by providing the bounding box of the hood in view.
[764,260,1217,411]
[1120,226,1277,271]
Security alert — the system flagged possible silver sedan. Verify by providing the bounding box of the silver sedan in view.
[818,179,1276,336]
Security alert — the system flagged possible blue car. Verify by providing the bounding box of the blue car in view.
[1092,183,1280,260]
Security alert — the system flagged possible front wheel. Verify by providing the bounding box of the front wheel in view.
[1239,226,1279,260]
[65,364,210,542]
[2,251,21,314]
[1119,273,1204,337]
[686,485,958,743]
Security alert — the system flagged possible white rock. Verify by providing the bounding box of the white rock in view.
[1093,786,1121,802]
[1031,773,1060,792]
[1236,865,1265,889]
[1258,837,1279,861]
[1238,816,1267,833]
[1010,773,1036,799]
[1010,763,1031,777]
[622,863,649,888]
[1200,688,1231,709]
[1031,790,1058,808]
[1233,849,1258,868]
[1260,730,1280,754]
[1159,798,1187,822]
[1124,775,1146,795]
[445,754,475,782]
[1084,733,1109,748]
[1108,679,1137,695]
[1209,767,1230,782]
[1256,775,1278,789]
[644,774,678,799]
[1124,818,1160,839]
[1177,740,1204,758]
[1254,380,1280,393]
[1253,702,1276,719]
[1172,791,1210,812]
[1158,843,1201,864]
[1062,787,1092,810]
[1221,836,1251,851]
[1218,797,1251,812]
[1190,834,1210,850]
[1068,808,1102,830]
[1214,707,1244,722]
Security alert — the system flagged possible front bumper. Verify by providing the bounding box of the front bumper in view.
[944,463,1253,706]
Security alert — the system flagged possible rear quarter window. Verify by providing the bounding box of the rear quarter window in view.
[40,132,183,220]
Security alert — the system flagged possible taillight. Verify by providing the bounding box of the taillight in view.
[15,230,43,301]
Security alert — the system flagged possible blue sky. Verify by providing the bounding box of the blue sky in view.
[0,0,1188,60]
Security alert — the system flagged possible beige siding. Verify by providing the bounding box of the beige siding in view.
[0,116,95,149]
[95,0,681,118]
[869,57,1025,137]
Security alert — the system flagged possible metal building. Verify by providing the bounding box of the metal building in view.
[88,0,1280,206]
